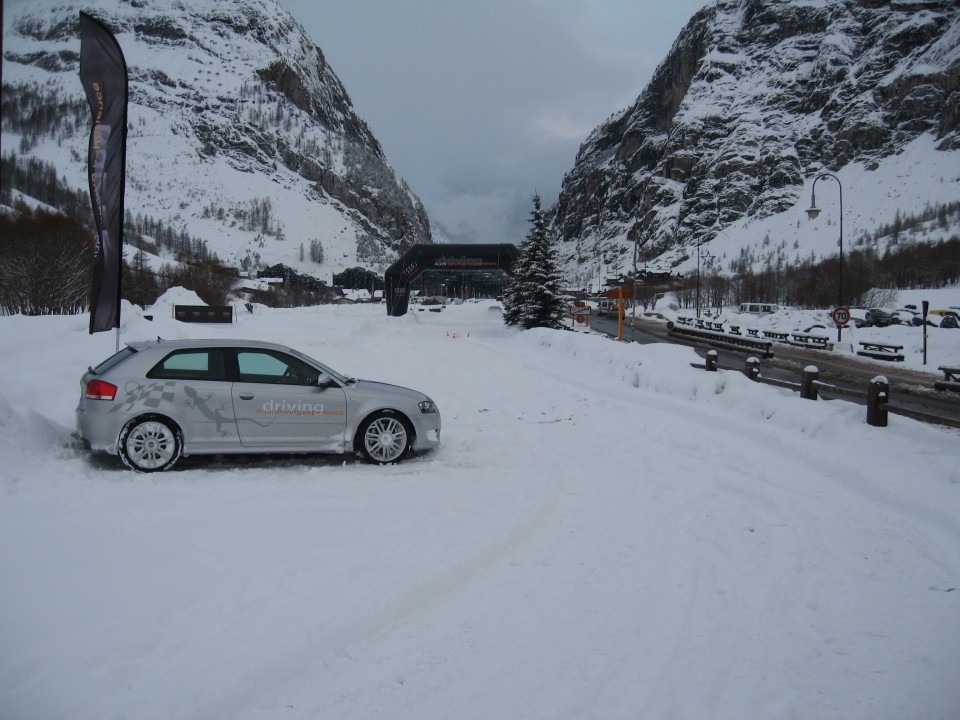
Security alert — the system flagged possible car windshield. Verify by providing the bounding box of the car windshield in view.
[289,348,354,384]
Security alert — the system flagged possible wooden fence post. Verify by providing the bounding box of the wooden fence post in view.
[743,356,760,381]
[867,376,889,427]
[800,365,820,400]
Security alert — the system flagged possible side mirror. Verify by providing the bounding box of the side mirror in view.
[317,371,335,388]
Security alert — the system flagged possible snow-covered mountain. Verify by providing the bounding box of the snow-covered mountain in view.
[550,0,960,285]
[2,0,431,279]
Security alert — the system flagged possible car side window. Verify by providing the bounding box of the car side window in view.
[147,349,228,381]
[236,350,320,386]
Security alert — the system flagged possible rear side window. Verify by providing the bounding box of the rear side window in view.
[92,346,137,374]
[147,349,228,381]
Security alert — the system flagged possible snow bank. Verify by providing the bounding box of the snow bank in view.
[1,301,958,720]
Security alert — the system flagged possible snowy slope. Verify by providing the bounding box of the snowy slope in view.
[1,299,958,719]
[551,0,960,282]
[2,0,430,281]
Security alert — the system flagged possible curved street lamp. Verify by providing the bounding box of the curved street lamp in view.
[806,173,844,342]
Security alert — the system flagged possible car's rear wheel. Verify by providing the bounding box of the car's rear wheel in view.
[356,410,412,464]
[119,415,182,472]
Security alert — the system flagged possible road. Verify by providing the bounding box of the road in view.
[587,312,960,427]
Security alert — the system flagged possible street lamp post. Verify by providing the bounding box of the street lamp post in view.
[805,173,844,342]
[696,238,701,319]
[632,236,638,342]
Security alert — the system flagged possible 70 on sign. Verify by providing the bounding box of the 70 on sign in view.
[831,306,851,326]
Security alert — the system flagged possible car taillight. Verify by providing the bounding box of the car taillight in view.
[85,379,118,401]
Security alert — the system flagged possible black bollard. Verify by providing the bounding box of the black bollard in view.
[744,356,760,381]
[867,376,889,427]
[800,366,820,400]
[705,350,719,372]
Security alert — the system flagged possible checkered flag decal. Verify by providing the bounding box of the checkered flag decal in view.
[113,381,177,413]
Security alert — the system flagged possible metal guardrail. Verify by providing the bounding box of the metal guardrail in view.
[693,354,960,430]
[934,366,960,393]
[667,321,774,358]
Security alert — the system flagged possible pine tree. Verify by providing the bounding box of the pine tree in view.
[309,238,324,264]
[122,249,161,307]
[503,193,565,329]
[501,234,530,326]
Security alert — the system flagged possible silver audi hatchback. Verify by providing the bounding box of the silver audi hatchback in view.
[77,339,441,471]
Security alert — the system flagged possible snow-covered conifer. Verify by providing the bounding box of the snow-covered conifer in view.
[503,193,565,329]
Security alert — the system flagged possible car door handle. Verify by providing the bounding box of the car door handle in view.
[238,392,255,400]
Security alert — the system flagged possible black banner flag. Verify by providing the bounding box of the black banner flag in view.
[79,12,128,334]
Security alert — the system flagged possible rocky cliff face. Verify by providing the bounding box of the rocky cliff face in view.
[550,0,960,278]
[2,0,430,275]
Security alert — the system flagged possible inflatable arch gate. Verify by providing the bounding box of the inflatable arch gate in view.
[384,243,519,316]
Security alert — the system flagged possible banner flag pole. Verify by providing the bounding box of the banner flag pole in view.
[79,11,129,338]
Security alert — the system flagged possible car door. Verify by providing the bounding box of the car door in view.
[144,347,239,452]
[231,348,347,450]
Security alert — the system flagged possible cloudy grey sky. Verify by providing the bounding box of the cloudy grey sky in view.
[283,0,708,245]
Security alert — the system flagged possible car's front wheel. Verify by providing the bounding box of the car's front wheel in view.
[119,415,182,472]
[356,410,412,464]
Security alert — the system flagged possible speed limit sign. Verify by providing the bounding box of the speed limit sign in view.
[831,306,850,326]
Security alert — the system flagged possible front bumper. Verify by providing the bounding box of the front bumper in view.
[412,412,442,452]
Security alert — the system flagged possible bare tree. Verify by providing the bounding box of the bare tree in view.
[0,205,93,315]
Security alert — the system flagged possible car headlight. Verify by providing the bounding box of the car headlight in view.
[419,400,438,413]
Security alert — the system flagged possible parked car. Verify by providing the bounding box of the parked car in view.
[935,314,959,329]
[77,339,441,472]
[891,308,918,324]
[913,314,959,328]
[848,307,868,326]
[854,308,897,328]
[930,309,959,319]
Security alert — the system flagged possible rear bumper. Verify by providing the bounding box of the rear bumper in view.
[76,402,122,454]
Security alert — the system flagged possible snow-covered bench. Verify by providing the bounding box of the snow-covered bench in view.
[857,341,904,362]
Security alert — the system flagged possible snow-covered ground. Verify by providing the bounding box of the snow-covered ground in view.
[2,294,959,719]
